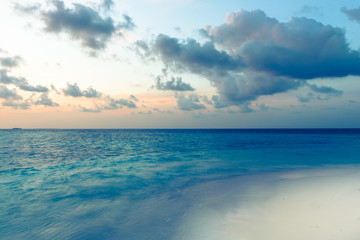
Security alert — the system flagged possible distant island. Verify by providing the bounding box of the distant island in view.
[11,128,22,130]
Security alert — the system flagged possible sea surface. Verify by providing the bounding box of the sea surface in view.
[1,129,360,239]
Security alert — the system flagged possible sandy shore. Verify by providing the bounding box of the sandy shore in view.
[178,166,360,240]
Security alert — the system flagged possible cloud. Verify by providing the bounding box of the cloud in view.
[152,108,173,114]
[341,7,360,23]
[307,84,343,96]
[297,5,322,16]
[0,85,22,100]
[16,0,136,51]
[114,98,137,108]
[102,0,114,11]
[79,106,102,113]
[0,52,49,93]
[13,2,41,14]
[297,93,314,103]
[134,40,153,59]
[175,93,206,111]
[137,110,152,115]
[152,34,302,106]
[118,14,136,31]
[154,34,243,74]
[154,75,195,91]
[63,83,102,98]
[297,84,342,103]
[212,71,302,103]
[79,95,137,113]
[0,56,23,68]
[257,103,271,111]
[63,82,138,112]
[34,93,59,106]
[0,52,58,109]
[2,99,31,109]
[210,95,230,109]
[41,0,116,50]
[203,9,360,79]
[148,9,360,109]
[18,84,48,92]
[0,85,58,109]
[129,94,138,101]
[0,69,48,93]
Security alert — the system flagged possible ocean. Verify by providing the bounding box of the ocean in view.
[1,129,360,239]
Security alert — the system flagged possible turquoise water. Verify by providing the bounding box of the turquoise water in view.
[1,129,360,239]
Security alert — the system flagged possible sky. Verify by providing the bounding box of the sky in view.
[0,0,360,128]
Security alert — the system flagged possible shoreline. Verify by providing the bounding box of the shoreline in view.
[178,166,360,240]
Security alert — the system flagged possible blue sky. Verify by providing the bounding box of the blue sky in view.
[0,0,359,128]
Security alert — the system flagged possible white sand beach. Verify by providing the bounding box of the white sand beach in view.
[179,166,360,240]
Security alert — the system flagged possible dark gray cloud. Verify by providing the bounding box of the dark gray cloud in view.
[41,0,116,50]
[118,14,136,31]
[13,2,41,14]
[63,82,82,97]
[2,99,31,109]
[149,9,360,109]
[155,76,195,91]
[0,56,23,68]
[201,95,213,105]
[115,98,137,108]
[34,93,59,107]
[134,40,153,59]
[0,85,58,109]
[152,34,302,106]
[210,95,253,112]
[0,52,57,109]
[18,84,48,92]
[297,84,342,103]
[341,7,360,23]
[297,93,314,103]
[79,106,102,113]
[308,84,343,96]
[203,9,360,79]
[63,83,102,98]
[152,108,173,114]
[212,71,302,103]
[129,94,138,101]
[63,83,138,111]
[297,5,322,16]
[102,0,114,11]
[0,85,22,100]
[0,69,48,93]
[137,110,152,115]
[210,95,230,109]
[17,0,136,51]
[79,95,137,113]
[154,34,243,74]
[257,103,271,111]
[175,93,206,111]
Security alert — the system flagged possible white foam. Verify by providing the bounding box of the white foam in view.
[178,167,360,240]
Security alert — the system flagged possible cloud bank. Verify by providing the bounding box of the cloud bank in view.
[149,9,359,110]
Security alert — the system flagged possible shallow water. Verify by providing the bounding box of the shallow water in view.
[1,129,360,239]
